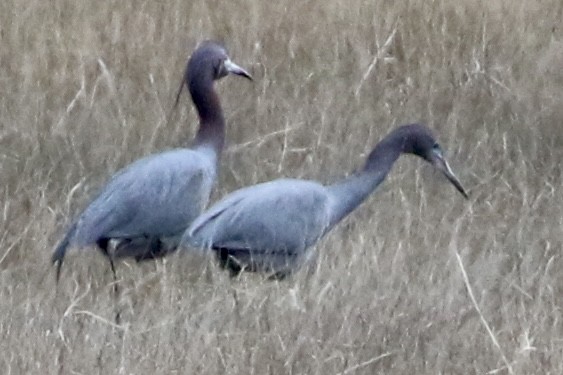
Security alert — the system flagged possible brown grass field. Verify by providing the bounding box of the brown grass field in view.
[1,0,562,373]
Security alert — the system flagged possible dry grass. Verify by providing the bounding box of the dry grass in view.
[1,0,562,373]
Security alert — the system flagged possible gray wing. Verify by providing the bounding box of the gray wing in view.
[72,148,216,246]
[182,179,333,255]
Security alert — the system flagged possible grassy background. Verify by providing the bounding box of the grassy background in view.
[1,0,562,373]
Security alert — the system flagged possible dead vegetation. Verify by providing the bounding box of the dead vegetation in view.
[0,0,562,373]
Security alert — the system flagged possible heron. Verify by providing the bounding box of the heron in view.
[180,123,468,279]
[52,41,252,282]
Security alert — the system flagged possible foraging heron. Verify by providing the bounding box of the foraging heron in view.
[52,41,252,281]
[181,124,468,279]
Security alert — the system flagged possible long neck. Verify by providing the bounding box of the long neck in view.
[326,133,407,229]
[189,75,225,156]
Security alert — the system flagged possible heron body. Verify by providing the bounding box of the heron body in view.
[187,179,332,276]
[52,41,252,280]
[181,124,468,278]
[71,147,216,249]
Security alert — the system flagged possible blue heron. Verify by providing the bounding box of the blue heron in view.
[52,41,252,281]
[181,124,468,279]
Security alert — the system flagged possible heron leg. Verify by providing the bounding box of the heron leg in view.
[96,238,121,325]
[216,248,243,277]
[96,237,111,257]
[108,258,118,292]
[108,258,121,324]
[134,236,167,262]
[267,271,289,281]
[96,238,119,287]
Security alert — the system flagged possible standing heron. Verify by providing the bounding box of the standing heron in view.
[52,41,252,281]
[181,124,468,279]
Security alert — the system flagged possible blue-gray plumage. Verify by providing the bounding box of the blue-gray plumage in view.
[52,41,252,281]
[181,124,468,278]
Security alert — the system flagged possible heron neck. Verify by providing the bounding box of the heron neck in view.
[326,134,406,228]
[189,76,226,157]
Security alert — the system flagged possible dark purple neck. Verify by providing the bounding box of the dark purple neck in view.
[189,75,225,155]
[326,126,421,229]
[363,127,415,173]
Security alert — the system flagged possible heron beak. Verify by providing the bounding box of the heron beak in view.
[224,59,253,80]
[431,152,469,199]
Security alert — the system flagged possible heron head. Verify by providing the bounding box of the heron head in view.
[174,41,252,111]
[399,124,468,199]
[188,41,252,81]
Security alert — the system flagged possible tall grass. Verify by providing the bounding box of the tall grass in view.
[1,0,562,373]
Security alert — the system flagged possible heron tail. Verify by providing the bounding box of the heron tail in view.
[52,223,77,282]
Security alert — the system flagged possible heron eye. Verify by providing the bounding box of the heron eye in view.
[432,143,443,157]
